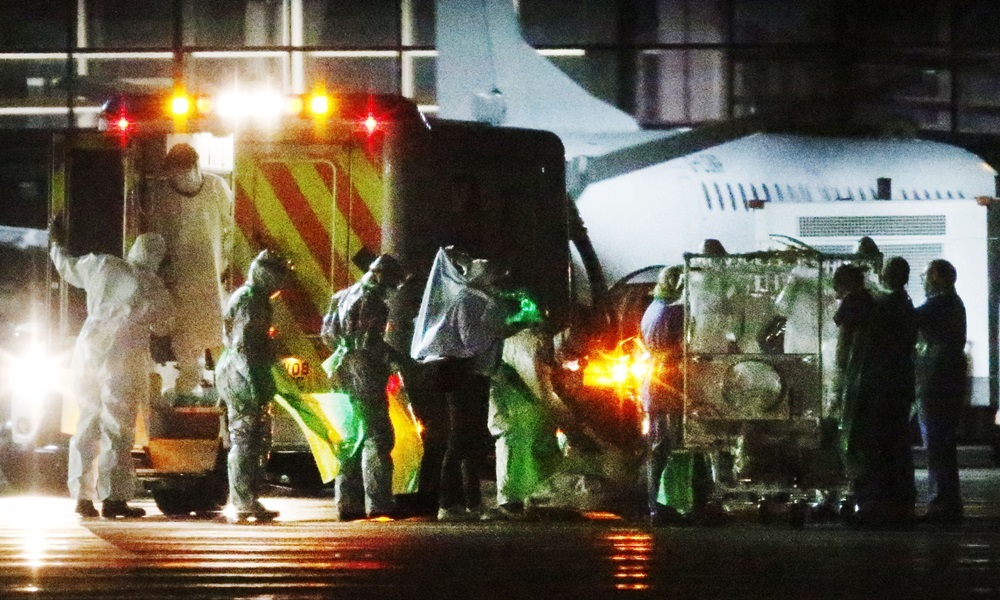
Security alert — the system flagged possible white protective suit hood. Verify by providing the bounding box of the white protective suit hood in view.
[127,232,167,272]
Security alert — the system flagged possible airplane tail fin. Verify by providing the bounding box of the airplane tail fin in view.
[435,0,639,133]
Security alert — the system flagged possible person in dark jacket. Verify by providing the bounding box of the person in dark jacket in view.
[915,259,967,524]
[322,254,405,520]
[216,250,290,524]
[870,256,918,525]
[385,274,448,517]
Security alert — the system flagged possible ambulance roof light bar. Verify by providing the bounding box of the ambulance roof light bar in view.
[101,89,420,136]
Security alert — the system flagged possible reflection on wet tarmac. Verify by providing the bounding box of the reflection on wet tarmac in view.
[0,493,1000,598]
[604,531,652,591]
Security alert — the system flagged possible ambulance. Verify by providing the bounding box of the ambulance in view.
[30,88,570,514]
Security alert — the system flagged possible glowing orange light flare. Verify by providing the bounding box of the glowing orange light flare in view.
[363,113,378,134]
[170,94,192,117]
[308,94,330,116]
[580,336,651,400]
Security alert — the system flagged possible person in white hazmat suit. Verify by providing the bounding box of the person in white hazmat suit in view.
[147,143,233,402]
[216,250,291,524]
[49,225,173,519]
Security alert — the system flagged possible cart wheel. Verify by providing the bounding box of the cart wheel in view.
[838,495,857,524]
[757,498,775,524]
[788,500,809,529]
[691,500,727,527]
[153,481,226,517]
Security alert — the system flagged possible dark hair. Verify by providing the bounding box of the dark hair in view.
[164,143,199,171]
[856,236,880,257]
[701,238,727,256]
[928,259,957,287]
[882,256,910,290]
[833,263,865,292]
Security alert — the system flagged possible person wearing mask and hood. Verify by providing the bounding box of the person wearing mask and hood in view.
[49,218,173,519]
[147,143,234,403]
[216,250,291,524]
[321,254,405,521]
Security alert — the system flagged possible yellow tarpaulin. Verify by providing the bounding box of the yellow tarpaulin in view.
[387,372,424,495]
[272,366,424,494]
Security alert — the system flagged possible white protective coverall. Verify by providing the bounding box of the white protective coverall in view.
[52,234,173,502]
[148,170,233,397]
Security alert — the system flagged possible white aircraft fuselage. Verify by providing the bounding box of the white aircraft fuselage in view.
[435,0,999,407]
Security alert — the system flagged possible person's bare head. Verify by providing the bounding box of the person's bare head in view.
[923,259,957,297]
[701,238,727,256]
[833,263,866,300]
[881,256,910,292]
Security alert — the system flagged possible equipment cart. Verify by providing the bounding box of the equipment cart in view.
[674,246,880,525]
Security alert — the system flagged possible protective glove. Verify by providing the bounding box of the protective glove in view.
[48,213,65,246]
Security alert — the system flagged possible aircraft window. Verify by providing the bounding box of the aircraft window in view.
[786,185,796,200]
[713,182,726,211]
[923,189,931,199]
[901,190,909,200]
[800,185,812,201]
[750,184,760,201]
[762,184,773,202]
[820,187,831,201]
[935,190,942,199]
[738,183,748,204]
[726,183,742,211]
[700,182,713,209]
[774,184,784,201]
[869,187,877,199]
[858,188,867,200]
[958,191,965,198]
[947,190,954,199]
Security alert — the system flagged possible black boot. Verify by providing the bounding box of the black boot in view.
[227,503,279,524]
[101,500,146,519]
[75,499,99,518]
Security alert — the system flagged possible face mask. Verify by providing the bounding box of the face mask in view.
[170,167,202,195]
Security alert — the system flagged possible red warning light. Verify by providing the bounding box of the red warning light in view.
[116,116,130,132]
[363,114,378,135]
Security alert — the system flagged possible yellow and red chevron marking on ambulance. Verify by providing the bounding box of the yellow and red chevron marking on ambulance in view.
[232,146,385,340]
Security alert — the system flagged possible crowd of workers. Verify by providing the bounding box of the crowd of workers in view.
[829,252,968,527]
[46,142,971,527]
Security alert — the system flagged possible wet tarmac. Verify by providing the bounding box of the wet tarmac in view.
[1,469,999,599]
